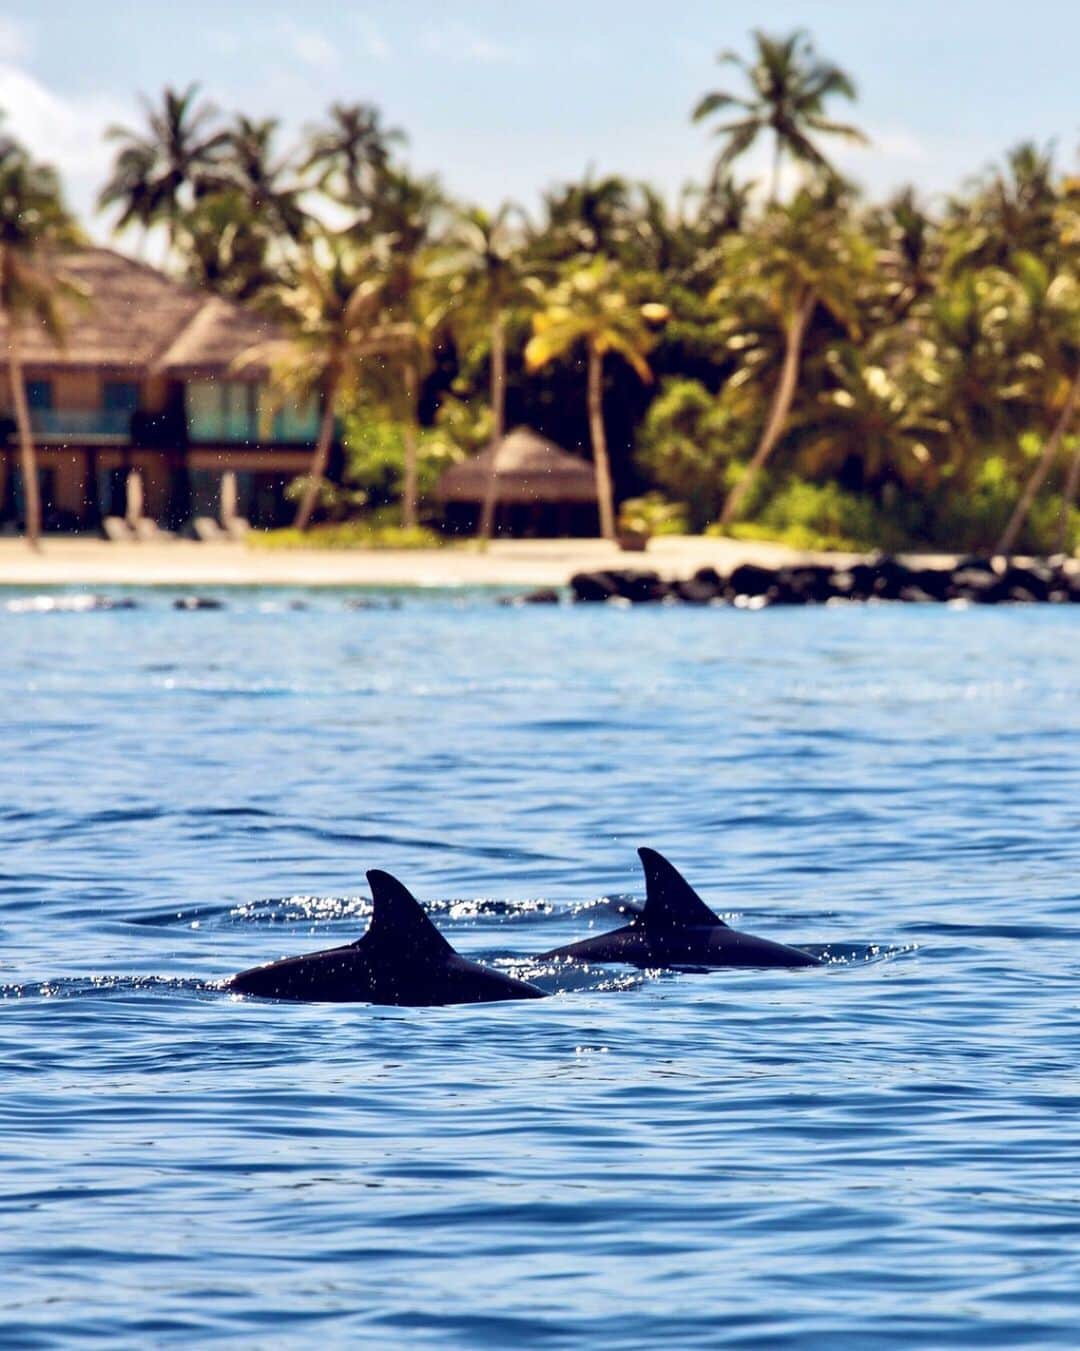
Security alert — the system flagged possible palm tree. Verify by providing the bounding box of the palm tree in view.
[224,115,307,239]
[798,342,949,495]
[248,237,410,531]
[996,365,1080,554]
[525,258,661,539]
[871,188,941,323]
[944,142,1060,274]
[365,170,445,528]
[175,190,278,303]
[430,205,534,537]
[715,187,871,527]
[0,136,81,548]
[993,252,1080,554]
[99,84,230,251]
[301,102,405,217]
[692,29,866,202]
[536,171,634,263]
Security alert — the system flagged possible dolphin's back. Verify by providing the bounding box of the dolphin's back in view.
[227,870,545,1005]
[540,849,820,969]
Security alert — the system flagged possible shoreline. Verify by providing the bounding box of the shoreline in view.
[0,536,967,589]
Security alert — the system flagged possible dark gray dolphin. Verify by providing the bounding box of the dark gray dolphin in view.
[227,869,545,1005]
[540,848,820,969]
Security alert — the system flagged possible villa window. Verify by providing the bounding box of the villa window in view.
[26,380,53,410]
[103,381,139,413]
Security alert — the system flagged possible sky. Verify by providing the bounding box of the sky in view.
[2,0,1079,235]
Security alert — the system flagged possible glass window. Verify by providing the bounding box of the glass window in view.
[26,380,53,410]
[103,381,140,412]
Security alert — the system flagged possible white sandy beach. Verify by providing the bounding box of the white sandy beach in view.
[0,536,889,589]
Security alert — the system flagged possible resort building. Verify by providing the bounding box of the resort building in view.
[0,248,319,533]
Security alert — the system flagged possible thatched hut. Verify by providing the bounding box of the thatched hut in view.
[438,426,598,536]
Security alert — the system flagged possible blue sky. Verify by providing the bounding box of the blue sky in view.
[2,1,1078,232]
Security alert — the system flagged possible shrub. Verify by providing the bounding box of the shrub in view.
[635,377,757,531]
[616,493,688,537]
[249,522,444,551]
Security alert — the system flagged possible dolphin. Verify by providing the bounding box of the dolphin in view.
[540,848,821,969]
[227,869,545,1005]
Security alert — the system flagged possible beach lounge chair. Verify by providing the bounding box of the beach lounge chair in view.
[103,516,135,542]
[132,518,175,542]
[192,516,227,542]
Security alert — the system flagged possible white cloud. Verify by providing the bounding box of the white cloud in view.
[352,15,392,63]
[278,22,339,72]
[421,24,522,66]
[0,17,32,64]
[0,63,132,231]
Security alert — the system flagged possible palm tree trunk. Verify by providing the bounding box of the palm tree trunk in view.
[587,340,616,540]
[293,381,338,532]
[1058,437,1080,555]
[720,289,815,528]
[770,137,783,206]
[477,313,506,541]
[8,341,42,551]
[996,364,1080,556]
[401,357,419,530]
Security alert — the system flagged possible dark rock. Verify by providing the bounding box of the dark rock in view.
[956,554,996,576]
[173,596,224,611]
[828,569,858,598]
[570,571,621,602]
[998,563,1052,602]
[692,566,725,591]
[764,582,807,606]
[864,553,914,600]
[498,588,560,606]
[726,563,776,599]
[898,586,935,604]
[906,568,952,602]
[948,566,1005,603]
[608,570,670,602]
[775,564,834,603]
[674,578,721,604]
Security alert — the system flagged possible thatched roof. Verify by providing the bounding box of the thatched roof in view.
[154,295,275,378]
[438,427,597,504]
[0,247,275,378]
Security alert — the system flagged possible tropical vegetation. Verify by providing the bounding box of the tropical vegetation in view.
[0,122,82,548]
[4,28,1080,553]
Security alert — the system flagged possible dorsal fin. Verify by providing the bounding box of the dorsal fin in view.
[637,848,726,929]
[362,870,455,959]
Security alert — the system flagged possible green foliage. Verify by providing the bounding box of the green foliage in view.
[617,493,689,537]
[929,451,1078,554]
[635,378,755,529]
[434,394,493,455]
[714,476,891,551]
[249,521,444,551]
[341,415,465,517]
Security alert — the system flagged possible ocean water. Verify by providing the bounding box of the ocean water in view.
[1,590,1078,1347]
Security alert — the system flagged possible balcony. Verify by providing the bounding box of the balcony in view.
[26,409,133,442]
[186,407,321,445]
[185,380,320,446]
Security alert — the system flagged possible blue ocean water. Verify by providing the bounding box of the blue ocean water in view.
[1,590,1078,1347]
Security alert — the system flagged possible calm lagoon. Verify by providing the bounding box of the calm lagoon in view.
[1,592,1078,1346]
